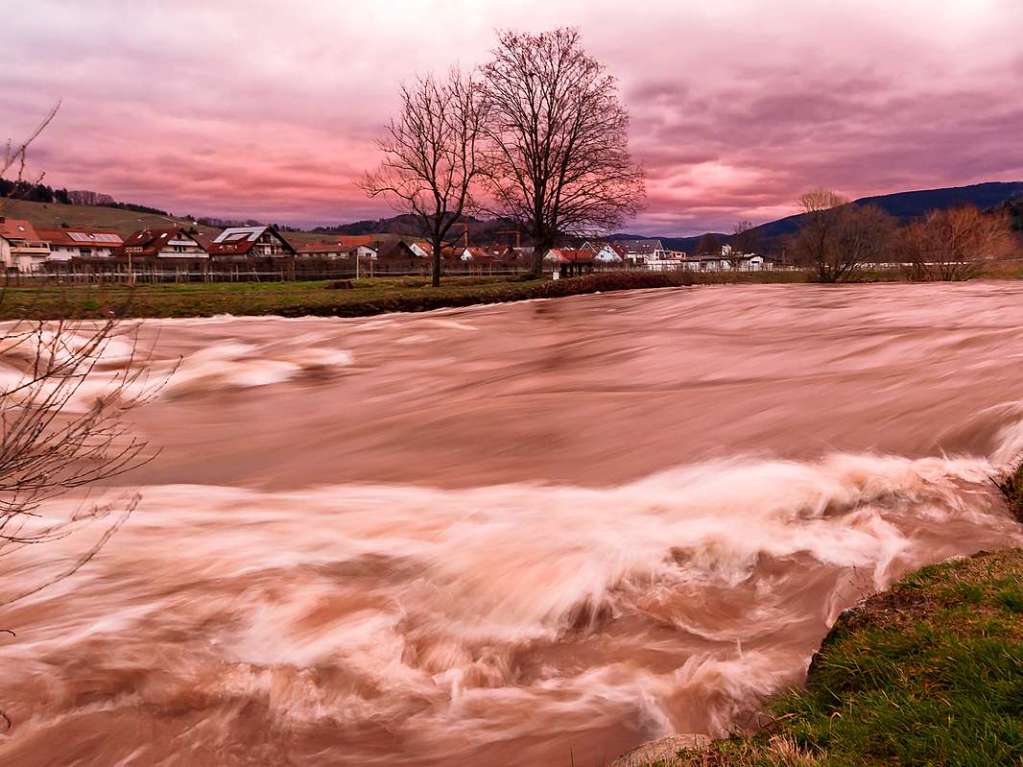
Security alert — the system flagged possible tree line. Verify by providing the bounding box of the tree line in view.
[361,27,645,287]
[790,189,1019,282]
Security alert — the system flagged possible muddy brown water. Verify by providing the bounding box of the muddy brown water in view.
[2,282,1023,766]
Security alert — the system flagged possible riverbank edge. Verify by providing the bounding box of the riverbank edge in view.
[0,272,691,321]
[0,271,813,321]
[615,462,1023,767]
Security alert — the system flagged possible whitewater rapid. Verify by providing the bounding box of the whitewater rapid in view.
[2,282,1023,766]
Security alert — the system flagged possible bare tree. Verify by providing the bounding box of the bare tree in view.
[0,317,161,730]
[1,102,61,217]
[792,190,899,281]
[836,205,898,273]
[1,107,158,730]
[481,28,645,277]
[0,319,160,601]
[901,206,1014,281]
[791,189,848,281]
[731,220,760,256]
[362,70,487,287]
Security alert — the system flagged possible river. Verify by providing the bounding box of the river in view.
[2,282,1022,766]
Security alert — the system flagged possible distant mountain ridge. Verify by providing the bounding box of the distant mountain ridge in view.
[608,181,1023,252]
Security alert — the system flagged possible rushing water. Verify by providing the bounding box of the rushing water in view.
[2,282,1023,766]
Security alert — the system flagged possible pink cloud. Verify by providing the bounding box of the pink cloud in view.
[3,0,1021,235]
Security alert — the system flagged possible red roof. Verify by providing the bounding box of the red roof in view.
[0,218,41,242]
[117,227,204,257]
[548,248,594,263]
[37,227,123,246]
[335,235,378,249]
[297,242,345,255]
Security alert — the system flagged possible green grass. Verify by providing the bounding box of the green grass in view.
[0,272,698,320]
[642,548,1023,766]
[0,197,218,237]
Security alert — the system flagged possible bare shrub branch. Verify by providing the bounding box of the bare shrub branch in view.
[0,317,162,605]
[900,206,1015,281]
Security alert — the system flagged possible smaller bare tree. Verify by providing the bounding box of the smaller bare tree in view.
[791,190,897,282]
[791,189,848,282]
[731,220,759,256]
[362,70,487,287]
[901,206,1014,281]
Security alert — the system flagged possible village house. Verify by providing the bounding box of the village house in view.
[38,227,124,260]
[582,241,629,265]
[497,245,533,269]
[208,226,296,258]
[646,249,689,271]
[614,239,665,266]
[458,246,502,263]
[334,235,385,262]
[118,227,209,259]
[544,247,595,277]
[409,241,432,259]
[737,253,777,271]
[295,241,349,259]
[350,244,378,261]
[0,217,51,271]
[374,241,420,271]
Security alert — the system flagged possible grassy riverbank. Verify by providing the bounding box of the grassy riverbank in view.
[0,270,820,321]
[0,273,691,321]
[640,472,1023,767]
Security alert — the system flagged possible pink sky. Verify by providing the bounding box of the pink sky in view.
[4,0,1022,235]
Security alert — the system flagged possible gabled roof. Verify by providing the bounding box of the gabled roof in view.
[297,241,346,255]
[38,227,123,247]
[208,226,295,255]
[336,235,379,249]
[0,218,41,242]
[461,246,502,262]
[545,248,594,263]
[119,227,204,257]
[616,239,663,255]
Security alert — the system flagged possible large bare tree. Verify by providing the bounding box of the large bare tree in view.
[481,28,645,277]
[362,70,487,287]
[901,206,1014,281]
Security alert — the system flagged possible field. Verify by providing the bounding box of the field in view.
[0,272,696,320]
[0,197,218,237]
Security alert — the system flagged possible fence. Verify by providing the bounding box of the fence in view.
[3,260,534,286]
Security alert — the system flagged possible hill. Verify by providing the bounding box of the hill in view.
[311,214,526,247]
[734,181,1023,252]
[0,197,219,238]
[612,181,1023,253]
